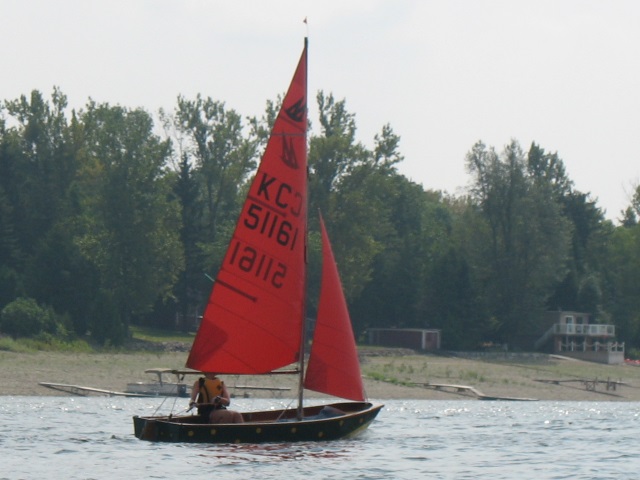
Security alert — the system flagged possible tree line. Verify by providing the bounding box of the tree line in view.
[1,88,639,352]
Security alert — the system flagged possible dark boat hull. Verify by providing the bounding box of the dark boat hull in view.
[133,401,383,443]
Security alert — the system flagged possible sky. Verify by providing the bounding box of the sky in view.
[2,0,639,221]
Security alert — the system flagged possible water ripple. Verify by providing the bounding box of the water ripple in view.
[2,398,640,479]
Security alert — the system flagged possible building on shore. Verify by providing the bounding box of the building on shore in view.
[534,310,624,364]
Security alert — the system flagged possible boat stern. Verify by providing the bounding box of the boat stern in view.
[133,416,159,441]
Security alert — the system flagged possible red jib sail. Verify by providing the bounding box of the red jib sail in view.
[304,214,366,402]
[186,42,308,374]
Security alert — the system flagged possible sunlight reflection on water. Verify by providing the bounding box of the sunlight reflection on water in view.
[2,397,640,479]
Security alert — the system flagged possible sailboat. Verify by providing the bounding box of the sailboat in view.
[133,38,382,443]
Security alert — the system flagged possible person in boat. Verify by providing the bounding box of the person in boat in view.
[189,373,244,424]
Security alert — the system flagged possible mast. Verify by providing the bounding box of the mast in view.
[186,36,309,376]
[296,36,309,421]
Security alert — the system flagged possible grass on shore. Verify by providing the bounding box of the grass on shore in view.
[360,351,640,401]
[3,343,640,400]
[128,326,194,344]
[4,327,640,401]
[0,335,93,353]
[0,326,193,354]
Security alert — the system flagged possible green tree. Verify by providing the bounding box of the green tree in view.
[631,184,640,217]
[620,184,640,226]
[309,91,368,219]
[24,223,99,336]
[171,95,257,243]
[0,297,59,338]
[602,185,640,347]
[465,140,571,344]
[0,114,22,297]
[341,172,415,326]
[621,207,637,227]
[527,143,611,317]
[2,89,77,257]
[0,89,94,333]
[0,184,21,308]
[172,153,205,330]
[77,102,183,343]
[603,224,640,345]
[416,195,491,349]
[350,179,458,335]
[427,247,483,349]
[161,96,259,329]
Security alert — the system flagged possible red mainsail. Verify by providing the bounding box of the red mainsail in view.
[303,214,366,402]
[186,42,308,374]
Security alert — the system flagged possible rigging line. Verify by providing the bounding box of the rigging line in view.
[151,395,170,417]
[276,397,297,422]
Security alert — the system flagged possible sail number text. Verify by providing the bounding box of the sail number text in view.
[242,173,303,250]
[244,203,300,250]
[255,173,303,217]
[228,239,287,288]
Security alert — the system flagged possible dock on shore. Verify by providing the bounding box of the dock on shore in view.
[415,382,538,401]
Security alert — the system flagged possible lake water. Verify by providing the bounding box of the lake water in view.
[1,396,638,479]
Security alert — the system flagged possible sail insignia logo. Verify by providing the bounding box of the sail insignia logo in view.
[280,96,305,169]
[285,97,306,123]
[280,136,298,169]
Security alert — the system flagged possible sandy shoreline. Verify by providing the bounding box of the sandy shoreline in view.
[2,349,640,402]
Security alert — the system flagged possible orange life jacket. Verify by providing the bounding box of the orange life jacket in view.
[197,377,223,404]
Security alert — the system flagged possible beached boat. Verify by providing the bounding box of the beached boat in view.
[39,382,147,397]
[39,368,190,397]
[125,368,190,397]
[133,38,383,443]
